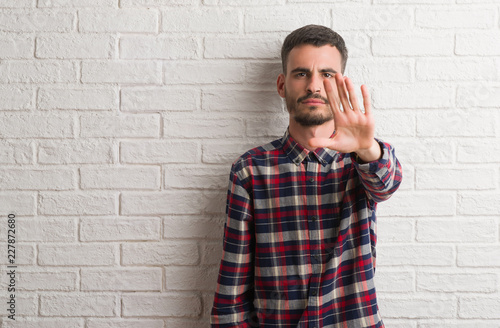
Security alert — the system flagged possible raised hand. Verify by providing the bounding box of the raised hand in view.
[309,72,381,162]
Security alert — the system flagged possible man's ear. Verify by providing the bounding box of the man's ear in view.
[277,73,286,98]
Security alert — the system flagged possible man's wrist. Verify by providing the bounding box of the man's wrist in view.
[355,139,382,163]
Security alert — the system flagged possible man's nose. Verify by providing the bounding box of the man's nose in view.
[306,75,323,94]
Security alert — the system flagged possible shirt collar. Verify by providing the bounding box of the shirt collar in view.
[280,128,336,166]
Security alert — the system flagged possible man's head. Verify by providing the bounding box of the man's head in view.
[281,24,348,75]
[277,25,348,127]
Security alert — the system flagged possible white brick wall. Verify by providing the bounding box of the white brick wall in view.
[0,1,498,328]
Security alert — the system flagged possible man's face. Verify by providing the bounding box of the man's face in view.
[277,44,343,127]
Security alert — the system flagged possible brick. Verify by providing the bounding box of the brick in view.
[0,60,77,83]
[416,167,496,190]
[81,268,162,291]
[162,8,239,33]
[457,85,500,108]
[341,31,371,58]
[165,164,228,190]
[457,245,500,267]
[245,61,282,85]
[379,295,456,318]
[372,111,415,137]
[0,10,74,32]
[0,294,37,315]
[120,140,199,164]
[417,217,497,243]
[0,217,75,242]
[122,293,201,317]
[458,192,500,215]
[121,87,200,112]
[332,6,412,31]
[87,319,163,328]
[0,168,75,190]
[202,139,267,164]
[374,0,453,3]
[0,243,35,265]
[163,215,225,240]
[0,140,33,164]
[80,113,160,138]
[209,0,284,4]
[121,190,225,215]
[81,61,161,84]
[202,89,282,112]
[39,0,115,6]
[164,113,244,139]
[38,86,118,110]
[377,244,455,266]
[36,34,115,59]
[14,271,77,291]
[456,32,500,55]
[38,140,114,164]
[347,58,412,83]
[0,192,36,216]
[81,166,160,190]
[121,0,199,5]
[0,0,34,7]
[418,321,500,328]
[372,83,454,109]
[80,217,161,241]
[377,191,455,217]
[39,191,117,215]
[40,294,117,316]
[0,34,34,58]
[245,114,289,138]
[417,109,498,137]
[0,113,73,138]
[377,217,414,243]
[416,8,494,29]
[417,272,497,293]
[389,138,453,164]
[245,8,329,33]
[200,241,223,265]
[0,86,33,110]
[79,9,158,33]
[416,58,497,81]
[120,35,199,59]
[459,296,500,318]
[164,318,212,328]
[372,33,453,56]
[1,318,83,328]
[457,138,500,163]
[165,266,218,291]
[38,244,116,265]
[122,241,199,265]
[164,60,245,85]
[204,36,281,59]
[375,269,415,292]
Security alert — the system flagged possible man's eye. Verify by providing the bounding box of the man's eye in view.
[296,73,306,77]
[324,73,333,78]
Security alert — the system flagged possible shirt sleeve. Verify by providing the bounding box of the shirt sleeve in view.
[351,138,403,203]
[210,162,256,328]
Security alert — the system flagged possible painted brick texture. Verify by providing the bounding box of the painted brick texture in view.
[0,1,499,328]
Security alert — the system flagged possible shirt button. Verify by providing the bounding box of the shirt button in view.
[311,216,317,221]
[309,178,315,183]
[311,290,317,296]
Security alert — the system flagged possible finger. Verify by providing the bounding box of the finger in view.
[361,84,371,115]
[335,73,352,113]
[309,136,336,150]
[345,77,361,112]
[323,78,341,115]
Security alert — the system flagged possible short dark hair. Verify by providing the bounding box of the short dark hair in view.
[281,24,348,74]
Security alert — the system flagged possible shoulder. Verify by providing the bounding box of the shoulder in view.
[231,137,283,173]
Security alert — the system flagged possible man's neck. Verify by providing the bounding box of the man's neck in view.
[288,119,335,151]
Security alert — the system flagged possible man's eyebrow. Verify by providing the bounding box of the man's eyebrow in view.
[289,67,338,74]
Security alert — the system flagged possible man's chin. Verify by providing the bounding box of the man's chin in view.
[292,114,333,127]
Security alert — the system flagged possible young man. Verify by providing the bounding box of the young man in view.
[211,24,402,328]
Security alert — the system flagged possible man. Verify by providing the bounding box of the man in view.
[211,24,402,328]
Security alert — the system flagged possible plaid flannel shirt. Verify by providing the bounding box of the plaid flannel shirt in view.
[211,128,402,328]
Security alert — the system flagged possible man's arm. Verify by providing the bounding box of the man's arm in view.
[211,163,256,328]
[351,138,403,203]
